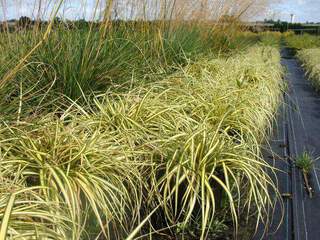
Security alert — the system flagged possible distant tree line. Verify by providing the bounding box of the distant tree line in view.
[0,16,95,32]
[1,16,319,35]
[264,19,320,34]
[1,15,241,33]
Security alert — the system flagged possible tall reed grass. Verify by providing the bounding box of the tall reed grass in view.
[0,0,275,102]
[0,24,269,122]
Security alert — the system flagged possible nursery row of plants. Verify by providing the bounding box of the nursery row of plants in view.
[0,26,281,120]
[0,24,265,96]
[0,3,285,237]
[0,43,284,239]
[284,32,320,91]
[297,49,320,91]
[285,32,320,50]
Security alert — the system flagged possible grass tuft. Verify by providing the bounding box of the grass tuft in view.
[297,48,320,91]
[296,151,314,174]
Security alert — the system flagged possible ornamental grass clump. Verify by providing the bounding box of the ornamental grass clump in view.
[0,46,283,239]
[0,120,147,239]
[259,31,282,47]
[297,48,320,91]
[0,23,262,119]
[79,46,284,239]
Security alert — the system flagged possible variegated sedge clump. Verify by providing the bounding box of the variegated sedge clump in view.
[285,34,320,50]
[0,46,284,239]
[297,48,320,91]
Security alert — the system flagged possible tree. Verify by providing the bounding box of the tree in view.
[54,17,62,24]
[18,16,31,28]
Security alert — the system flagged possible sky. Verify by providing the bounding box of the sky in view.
[269,0,320,22]
[1,0,320,23]
[0,0,98,20]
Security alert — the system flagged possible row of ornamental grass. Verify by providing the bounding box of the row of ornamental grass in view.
[297,48,320,91]
[0,45,284,239]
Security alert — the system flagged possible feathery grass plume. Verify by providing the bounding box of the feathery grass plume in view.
[297,48,320,91]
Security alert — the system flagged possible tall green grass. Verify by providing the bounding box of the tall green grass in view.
[297,48,320,91]
[0,23,266,122]
[0,46,284,239]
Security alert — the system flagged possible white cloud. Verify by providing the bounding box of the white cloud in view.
[297,0,306,5]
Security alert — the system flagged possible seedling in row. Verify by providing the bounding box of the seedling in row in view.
[296,151,315,198]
